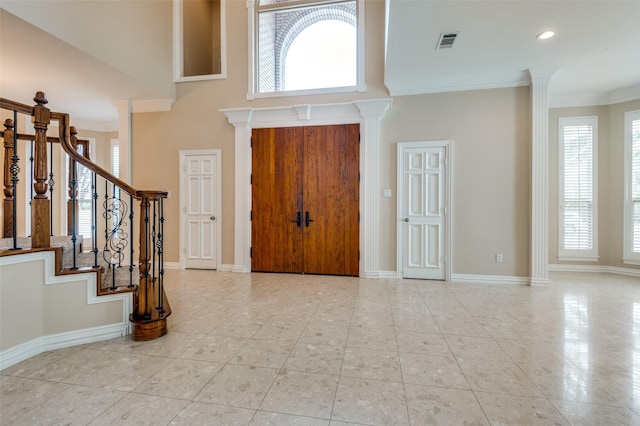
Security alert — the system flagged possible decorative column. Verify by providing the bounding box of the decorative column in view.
[529,69,556,286]
[220,108,253,272]
[354,99,392,277]
[31,92,51,248]
[3,119,15,238]
[112,100,132,184]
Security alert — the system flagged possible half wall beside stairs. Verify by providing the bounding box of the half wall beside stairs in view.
[0,251,131,370]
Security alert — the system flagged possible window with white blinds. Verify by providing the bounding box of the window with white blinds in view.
[111,140,120,178]
[66,141,95,243]
[624,110,640,264]
[558,116,598,260]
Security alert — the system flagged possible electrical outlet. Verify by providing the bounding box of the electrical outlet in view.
[496,254,503,263]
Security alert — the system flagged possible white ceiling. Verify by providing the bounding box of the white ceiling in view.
[0,10,161,130]
[2,1,640,131]
[385,0,640,104]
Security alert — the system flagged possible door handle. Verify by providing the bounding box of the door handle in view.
[305,211,314,227]
[210,216,216,221]
[404,217,410,222]
[291,212,302,227]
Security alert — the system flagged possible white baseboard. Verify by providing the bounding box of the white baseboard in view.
[451,274,530,286]
[548,264,640,278]
[164,262,180,270]
[217,264,235,272]
[0,322,130,371]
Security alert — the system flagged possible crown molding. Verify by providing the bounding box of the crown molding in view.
[131,98,175,113]
[549,84,640,108]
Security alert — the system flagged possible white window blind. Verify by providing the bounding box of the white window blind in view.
[559,117,598,260]
[625,111,640,264]
[111,141,120,178]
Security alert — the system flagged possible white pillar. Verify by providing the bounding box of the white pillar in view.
[529,69,556,286]
[220,108,253,272]
[112,100,132,185]
[355,99,392,277]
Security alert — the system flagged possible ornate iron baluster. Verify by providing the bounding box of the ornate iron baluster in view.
[128,194,135,288]
[48,140,54,236]
[157,198,165,313]
[9,114,20,249]
[103,182,129,290]
[92,171,98,268]
[29,140,34,209]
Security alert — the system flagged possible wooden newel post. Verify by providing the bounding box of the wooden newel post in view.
[2,119,15,238]
[131,190,170,341]
[67,126,79,236]
[31,91,51,248]
[136,195,151,320]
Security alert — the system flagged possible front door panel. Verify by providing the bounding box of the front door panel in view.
[251,124,359,276]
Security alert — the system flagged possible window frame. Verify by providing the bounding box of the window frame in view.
[64,137,97,246]
[247,0,366,99]
[558,116,599,261]
[624,110,640,265]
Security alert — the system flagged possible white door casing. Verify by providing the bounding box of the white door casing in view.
[397,141,451,280]
[180,150,221,269]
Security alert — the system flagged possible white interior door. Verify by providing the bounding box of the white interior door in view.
[184,153,218,269]
[398,143,448,280]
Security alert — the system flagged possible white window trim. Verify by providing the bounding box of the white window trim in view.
[173,0,227,82]
[624,110,640,265]
[558,116,599,261]
[246,0,366,100]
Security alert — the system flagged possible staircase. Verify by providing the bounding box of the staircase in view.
[1,91,171,341]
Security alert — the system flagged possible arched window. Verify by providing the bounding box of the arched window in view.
[284,20,356,91]
[252,0,361,96]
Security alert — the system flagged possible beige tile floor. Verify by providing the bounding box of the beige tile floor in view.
[2,270,640,425]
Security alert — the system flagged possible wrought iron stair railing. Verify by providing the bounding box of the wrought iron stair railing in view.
[0,91,170,341]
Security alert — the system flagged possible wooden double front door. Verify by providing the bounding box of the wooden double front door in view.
[251,124,359,276]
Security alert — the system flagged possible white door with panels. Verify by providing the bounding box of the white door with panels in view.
[183,153,219,269]
[398,142,450,280]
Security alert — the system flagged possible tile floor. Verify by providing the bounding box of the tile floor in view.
[2,270,640,425]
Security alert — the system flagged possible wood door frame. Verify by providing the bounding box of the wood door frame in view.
[221,100,392,277]
[396,140,452,282]
[179,149,222,270]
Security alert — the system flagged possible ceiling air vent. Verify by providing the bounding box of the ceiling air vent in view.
[436,32,459,50]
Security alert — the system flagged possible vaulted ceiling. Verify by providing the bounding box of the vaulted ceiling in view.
[1,1,639,130]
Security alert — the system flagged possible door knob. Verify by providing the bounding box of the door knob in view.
[305,211,314,227]
[404,217,409,222]
[210,216,216,220]
[290,212,302,227]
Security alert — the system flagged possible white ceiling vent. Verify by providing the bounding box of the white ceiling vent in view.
[436,33,459,50]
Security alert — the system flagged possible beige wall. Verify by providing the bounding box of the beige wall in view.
[0,254,124,351]
[549,100,640,271]
[382,88,531,276]
[130,0,532,276]
[132,0,388,266]
[4,0,638,278]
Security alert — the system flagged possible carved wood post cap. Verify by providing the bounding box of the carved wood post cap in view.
[70,126,77,136]
[34,91,48,105]
[3,119,13,129]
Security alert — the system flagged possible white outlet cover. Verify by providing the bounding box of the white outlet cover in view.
[383,189,392,197]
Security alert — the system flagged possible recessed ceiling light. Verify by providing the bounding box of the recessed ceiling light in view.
[536,31,555,40]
